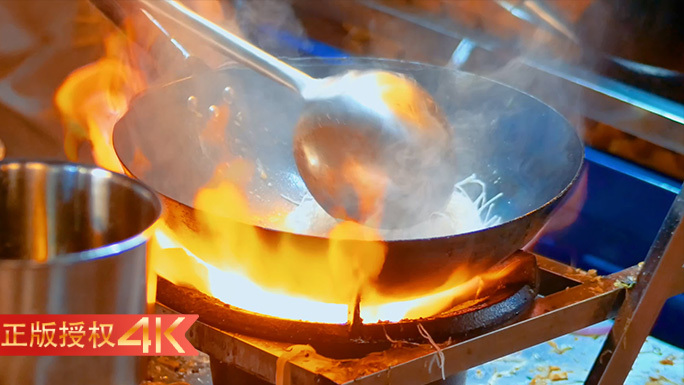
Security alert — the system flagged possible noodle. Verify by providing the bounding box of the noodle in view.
[286,174,503,240]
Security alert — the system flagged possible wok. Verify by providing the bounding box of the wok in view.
[113,57,583,295]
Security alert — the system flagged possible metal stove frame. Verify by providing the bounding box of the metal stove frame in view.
[158,191,684,385]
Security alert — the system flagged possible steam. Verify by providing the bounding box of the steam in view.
[138,0,309,76]
[440,0,590,135]
[120,0,589,228]
[233,0,309,57]
[357,0,591,136]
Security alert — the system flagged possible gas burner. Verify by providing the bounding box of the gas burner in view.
[156,244,684,385]
[157,252,538,358]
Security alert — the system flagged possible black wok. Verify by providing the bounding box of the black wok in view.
[113,58,583,295]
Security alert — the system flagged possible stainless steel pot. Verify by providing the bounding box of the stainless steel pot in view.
[0,160,162,385]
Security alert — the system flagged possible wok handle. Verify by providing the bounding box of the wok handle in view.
[89,0,209,79]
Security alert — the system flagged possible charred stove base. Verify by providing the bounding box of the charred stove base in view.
[157,252,539,358]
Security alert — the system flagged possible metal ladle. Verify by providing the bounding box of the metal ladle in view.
[139,0,457,229]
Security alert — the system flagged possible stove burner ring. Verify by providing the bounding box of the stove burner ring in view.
[156,252,538,358]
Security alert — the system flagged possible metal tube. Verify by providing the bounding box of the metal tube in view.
[89,0,209,80]
[0,161,161,385]
[137,0,313,93]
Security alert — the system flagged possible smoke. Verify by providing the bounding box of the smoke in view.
[233,0,309,57]
[130,0,309,79]
[449,1,591,134]
[98,0,599,311]
[111,0,593,228]
[335,0,598,138]
[430,0,597,246]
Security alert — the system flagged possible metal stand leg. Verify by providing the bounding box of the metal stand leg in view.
[586,188,684,384]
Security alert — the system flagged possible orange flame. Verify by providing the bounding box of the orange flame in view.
[156,160,388,320]
[55,28,146,172]
[154,209,515,324]
[151,158,506,324]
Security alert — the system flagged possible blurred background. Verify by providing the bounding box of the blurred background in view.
[2,0,684,173]
[0,0,682,347]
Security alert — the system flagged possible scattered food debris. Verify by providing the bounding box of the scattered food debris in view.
[156,357,182,371]
[645,375,677,385]
[548,341,573,355]
[575,267,602,282]
[529,366,569,384]
[142,382,190,385]
[614,275,637,289]
[146,354,211,384]
[659,355,675,366]
[549,371,568,381]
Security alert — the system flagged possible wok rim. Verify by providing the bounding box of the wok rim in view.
[114,57,585,243]
[0,159,162,267]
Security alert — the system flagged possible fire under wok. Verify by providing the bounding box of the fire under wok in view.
[113,57,584,296]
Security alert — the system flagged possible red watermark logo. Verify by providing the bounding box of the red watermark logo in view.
[0,315,198,356]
